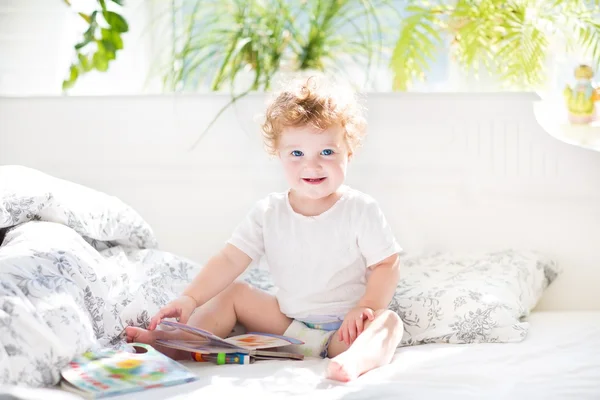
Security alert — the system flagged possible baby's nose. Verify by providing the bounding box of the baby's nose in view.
[304,158,322,170]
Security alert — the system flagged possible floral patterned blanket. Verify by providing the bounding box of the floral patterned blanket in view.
[0,166,199,387]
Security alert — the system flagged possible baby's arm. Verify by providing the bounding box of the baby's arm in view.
[148,243,251,329]
[358,254,401,310]
[338,254,400,345]
[338,254,400,344]
[182,243,252,307]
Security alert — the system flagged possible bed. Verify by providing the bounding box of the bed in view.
[94,311,600,400]
[1,93,600,398]
[3,312,599,399]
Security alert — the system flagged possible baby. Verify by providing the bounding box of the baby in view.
[126,76,404,382]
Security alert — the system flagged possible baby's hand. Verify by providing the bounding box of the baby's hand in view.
[148,295,197,331]
[339,307,375,345]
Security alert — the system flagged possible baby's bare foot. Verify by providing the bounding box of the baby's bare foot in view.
[125,326,157,345]
[125,326,190,360]
[326,353,360,382]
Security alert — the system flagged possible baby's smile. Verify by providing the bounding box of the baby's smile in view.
[302,177,327,184]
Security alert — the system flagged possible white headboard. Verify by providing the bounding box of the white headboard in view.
[1,93,599,311]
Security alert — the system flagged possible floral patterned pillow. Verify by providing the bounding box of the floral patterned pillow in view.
[389,250,560,346]
[243,249,560,346]
[0,165,156,249]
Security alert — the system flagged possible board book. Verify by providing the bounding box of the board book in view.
[60,343,197,398]
[155,320,305,361]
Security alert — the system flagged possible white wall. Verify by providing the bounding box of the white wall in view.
[0,0,162,96]
[0,0,74,96]
[1,93,600,311]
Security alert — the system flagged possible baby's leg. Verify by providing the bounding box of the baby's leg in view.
[126,281,292,359]
[325,309,403,382]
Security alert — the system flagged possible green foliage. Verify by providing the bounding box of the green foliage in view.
[63,0,600,94]
[389,4,444,91]
[164,0,292,92]
[162,0,392,93]
[160,0,393,148]
[62,0,128,91]
[390,0,600,91]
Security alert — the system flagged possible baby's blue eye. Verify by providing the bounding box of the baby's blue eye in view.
[321,149,334,156]
[291,150,304,157]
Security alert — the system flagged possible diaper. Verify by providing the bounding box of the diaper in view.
[281,319,342,358]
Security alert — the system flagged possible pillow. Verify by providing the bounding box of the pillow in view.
[390,249,560,346]
[0,165,156,249]
[243,249,560,346]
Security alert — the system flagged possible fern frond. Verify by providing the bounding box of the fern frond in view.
[562,8,600,69]
[493,1,548,88]
[389,5,443,91]
[450,0,498,76]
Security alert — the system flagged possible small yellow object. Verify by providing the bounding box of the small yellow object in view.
[115,359,142,369]
[574,64,594,80]
[563,64,597,123]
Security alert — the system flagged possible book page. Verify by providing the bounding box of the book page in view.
[159,321,236,348]
[224,333,303,350]
[158,322,304,351]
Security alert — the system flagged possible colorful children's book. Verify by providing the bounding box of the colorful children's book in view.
[155,320,305,361]
[60,343,197,398]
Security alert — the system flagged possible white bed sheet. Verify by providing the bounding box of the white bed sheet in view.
[6,311,600,400]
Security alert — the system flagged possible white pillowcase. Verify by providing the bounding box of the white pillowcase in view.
[0,165,156,249]
[390,250,560,346]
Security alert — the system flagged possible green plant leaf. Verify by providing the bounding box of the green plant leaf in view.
[103,11,129,33]
[572,18,600,70]
[102,28,123,50]
[491,1,548,88]
[390,5,442,90]
[62,65,79,90]
[78,54,93,72]
[93,52,109,71]
[78,13,92,23]
[450,0,502,78]
[63,4,127,91]
[100,39,117,60]
[110,0,125,5]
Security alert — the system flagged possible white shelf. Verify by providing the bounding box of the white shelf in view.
[533,100,600,152]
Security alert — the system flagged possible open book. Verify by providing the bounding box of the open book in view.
[155,320,305,361]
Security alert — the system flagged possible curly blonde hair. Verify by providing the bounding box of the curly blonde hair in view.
[261,76,367,156]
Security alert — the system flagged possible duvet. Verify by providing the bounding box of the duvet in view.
[0,166,199,386]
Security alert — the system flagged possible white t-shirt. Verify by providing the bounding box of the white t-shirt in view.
[228,186,402,320]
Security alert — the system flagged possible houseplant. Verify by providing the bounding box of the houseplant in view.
[390,0,600,90]
[62,0,128,90]
[164,0,600,146]
[159,0,394,147]
[161,0,392,92]
[59,0,600,145]
[62,0,600,93]
[160,0,394,147]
